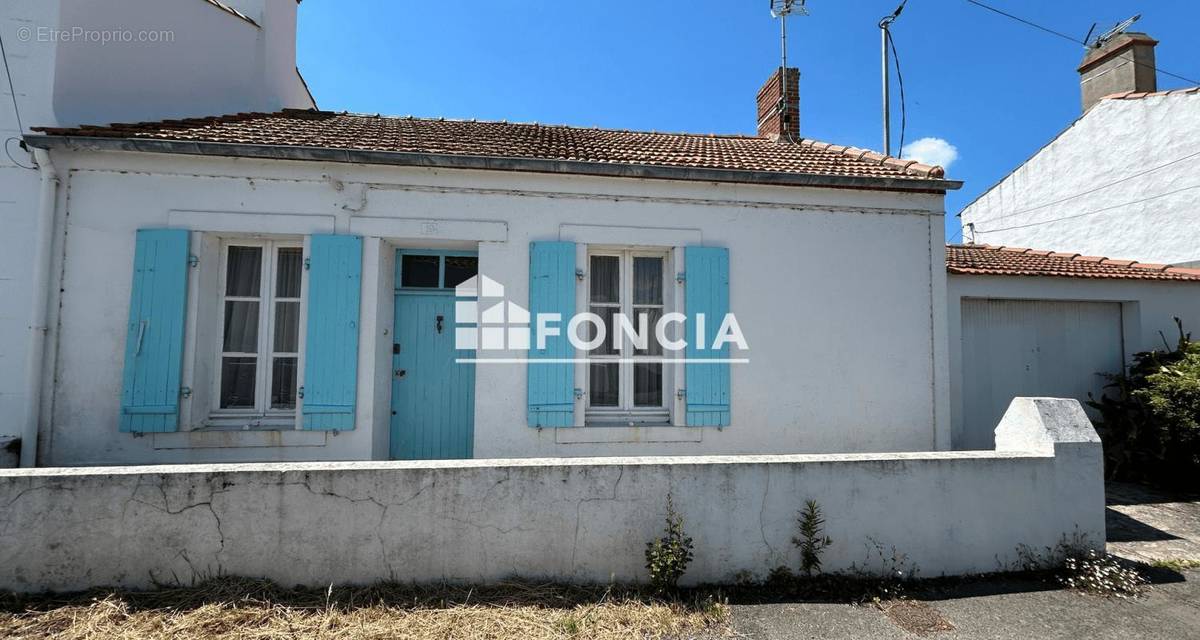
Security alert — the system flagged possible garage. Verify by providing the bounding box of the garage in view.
[959,299,1124,449]
[946,244,1200,451]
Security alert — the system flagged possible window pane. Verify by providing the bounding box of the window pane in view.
[633,308,663,356]
[587,306,619,356]
[222,301,260,352]
[633,257,663,305]
[589,255,619,303]
[274,301,300,352]
[401,254,440,288]
[276,247,302,298]
[444,256,478,289]
[225,246,262,297]
[634,362,663,407]
[589,362,619,407]
[220,357,256,408]
[271,357,298,410]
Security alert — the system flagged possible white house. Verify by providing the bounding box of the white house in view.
[958,32,1200,266]
[2,1,963,467]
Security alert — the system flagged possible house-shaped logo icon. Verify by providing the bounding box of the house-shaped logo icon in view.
[454,275,530,351]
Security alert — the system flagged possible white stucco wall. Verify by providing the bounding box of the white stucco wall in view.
[51,0,313,127]
[948,273,1200,449]
[32,147,949,465]
[959,92,1200,265]
[0,398,1105,593]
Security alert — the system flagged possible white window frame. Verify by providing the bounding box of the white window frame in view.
[584,248,671,425]
[209,238,304,429]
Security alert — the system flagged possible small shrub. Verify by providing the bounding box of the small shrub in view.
[1058,549,1146,598]
[792,500,833,577]
[1089,318,1200,488]
[644,493,694,592]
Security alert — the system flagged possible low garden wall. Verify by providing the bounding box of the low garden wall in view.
[0,398,1105,593]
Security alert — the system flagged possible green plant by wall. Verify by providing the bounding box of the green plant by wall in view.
[1089,318,1200,488]
[644,493,694,592]
[792,500,833,577]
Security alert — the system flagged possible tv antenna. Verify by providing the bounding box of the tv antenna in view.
[769,1,808,142]
[1086,14,1140,49]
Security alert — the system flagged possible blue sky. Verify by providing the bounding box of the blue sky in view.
[297,1,1200,242]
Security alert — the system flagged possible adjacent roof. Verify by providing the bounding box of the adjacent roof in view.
[1101,86,1200,101]
[26,109,959,192]
[947,244,1200,282]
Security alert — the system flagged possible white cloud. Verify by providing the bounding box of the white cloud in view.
[901,137,958,169]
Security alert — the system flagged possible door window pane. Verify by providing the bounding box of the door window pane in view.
[444,256,478,289]
[222,301,260,352]
[273,301,300,352]
[225,246,262,296]
[590,255,619,303]
[220,357,257,408]
[276,247,302,298]
[589,362,619,407]
[271,357,297,409]
[634,362,663,407]
[401,254,440,288]
[633,257,663,305]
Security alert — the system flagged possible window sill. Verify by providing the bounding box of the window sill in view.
[554,426,703,444]
[150,430,327,450]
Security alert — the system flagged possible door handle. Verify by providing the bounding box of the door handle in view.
[436,315,444,334]
[394,369,406,378]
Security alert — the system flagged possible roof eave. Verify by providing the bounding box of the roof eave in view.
[22,135,963,194]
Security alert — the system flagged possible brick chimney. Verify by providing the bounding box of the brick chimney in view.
[1078,32,1157,112]
[756,67,800,140]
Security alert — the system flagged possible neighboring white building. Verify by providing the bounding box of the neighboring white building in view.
[0,0,314,460]
[958,32,1200,266]
[946,244,1200,450]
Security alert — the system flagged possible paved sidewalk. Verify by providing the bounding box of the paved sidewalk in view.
[724,482,1200,639]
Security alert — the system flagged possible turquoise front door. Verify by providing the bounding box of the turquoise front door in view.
[390,250,477,460]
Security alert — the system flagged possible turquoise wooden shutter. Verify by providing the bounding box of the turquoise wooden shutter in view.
[685,246,731,426]
[120,229,190,433]
[302,235,362,430]
[527,241,575,427]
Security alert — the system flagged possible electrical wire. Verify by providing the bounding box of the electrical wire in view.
[886,29,906,158]
[965,150,1200,226]
[973,184,1200,234]
[0,27,35,170]
[965,0,1200,85]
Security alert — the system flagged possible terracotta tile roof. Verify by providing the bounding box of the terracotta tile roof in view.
[1101,86,1200,101]
[947,244,1200,282]
[31,109,949,182]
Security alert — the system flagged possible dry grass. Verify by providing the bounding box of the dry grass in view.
[0,577,729,640]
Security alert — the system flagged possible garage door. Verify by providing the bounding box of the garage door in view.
[960,299,1125,450]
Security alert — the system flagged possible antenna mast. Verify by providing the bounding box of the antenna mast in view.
[879,1,906,156]
[770,1,808,142]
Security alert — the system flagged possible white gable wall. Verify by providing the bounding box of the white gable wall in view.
[34,149,949,465]
[959,92,1200,265]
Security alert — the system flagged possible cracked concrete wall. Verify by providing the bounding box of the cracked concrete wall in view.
[0,402,1103,592]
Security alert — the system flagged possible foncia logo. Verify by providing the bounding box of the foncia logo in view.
[453,275,747,364]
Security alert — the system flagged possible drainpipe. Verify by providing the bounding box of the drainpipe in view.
[20,148,59,467]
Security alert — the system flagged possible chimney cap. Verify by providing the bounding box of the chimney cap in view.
[1078,32,1158,73]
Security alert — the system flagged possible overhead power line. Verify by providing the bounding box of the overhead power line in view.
[973,184,1200,234]
[966,150,1200,226]
[964,0,1200,86]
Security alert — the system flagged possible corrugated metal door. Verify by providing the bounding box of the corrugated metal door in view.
[960,299,1124,449]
